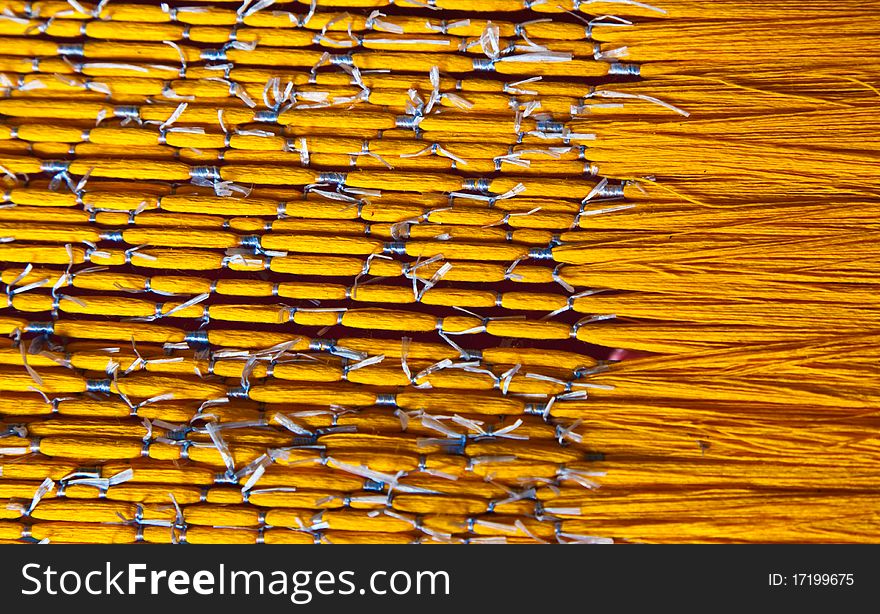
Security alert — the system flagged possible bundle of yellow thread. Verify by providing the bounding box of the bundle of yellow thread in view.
[0,0,877,544]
